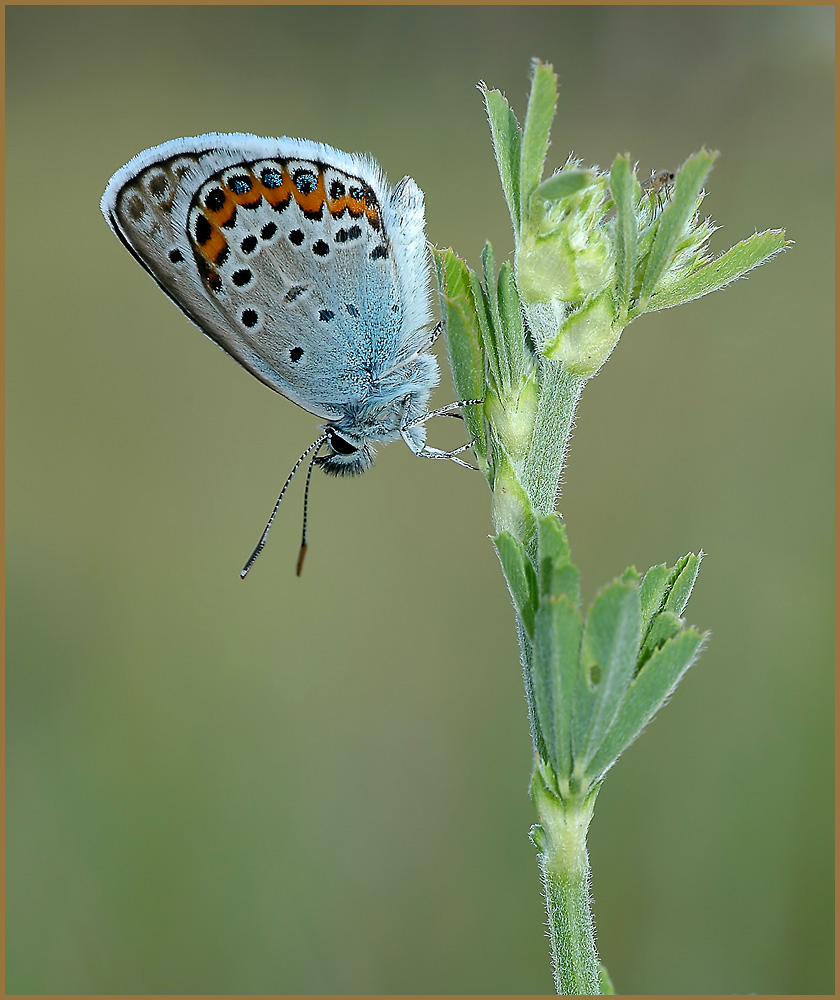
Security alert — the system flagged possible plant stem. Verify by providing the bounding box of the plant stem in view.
[534,775,600,994]
[489,359,585,540]
[523,360,585,517]
[487,357,596,993]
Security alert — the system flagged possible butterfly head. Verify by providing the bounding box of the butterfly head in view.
[316,390,427,477]
[316,428,376,476]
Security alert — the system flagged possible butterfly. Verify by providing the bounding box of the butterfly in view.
[101,134,477,575]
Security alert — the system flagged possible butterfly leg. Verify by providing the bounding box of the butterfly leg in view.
[403,399,483,428]
[400,397,482,469]
[401,430,478,470]
[427,320,444,348]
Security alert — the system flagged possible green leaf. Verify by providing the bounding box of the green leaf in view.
[494,531,539,638]
[598,962,616,995]
[481,243,514,397]
[609,154,640,321]
[548,565,581,606]
[529,822,546,851]
[639,552,703,650]
[664,552,702,617]
[482,84,522,234]
[536,514,570,572]
[585,628,707,779]
[638,148,719,308]
[534,168,592,203]
[572,581,642,771]
[536,515,581,605]
[432,248,487,461]
[639,563,669,634]
[532,594,583,780]
[490,447,537,541]
[519,59,558,230]
[647,230,790,312]
[469,266,503,397]
[541,291,618,378]
[640,610,682,666]
[496,260,527,384]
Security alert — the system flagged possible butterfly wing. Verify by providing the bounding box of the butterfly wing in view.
[101,133,434,421]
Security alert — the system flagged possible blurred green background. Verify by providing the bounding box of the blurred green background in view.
[6,6,833,995]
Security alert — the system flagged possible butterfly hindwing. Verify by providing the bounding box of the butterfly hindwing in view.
[101,133,430,420]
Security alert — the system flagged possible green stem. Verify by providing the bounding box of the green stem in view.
[523,359,585,518]
[487,352,599,993]
[488,358,585,543]
[534,774,600,995]
[488,360,586,764]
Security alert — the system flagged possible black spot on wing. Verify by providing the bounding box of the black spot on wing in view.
[293,169,317,194]
[149,173,168,198]
[261,167,283,188]
[335,224,362,243]
[229,174,252,194]
[194,213,212,245]
[205,187,225,211]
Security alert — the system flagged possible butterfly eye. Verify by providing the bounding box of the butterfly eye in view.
[330,434,358,456]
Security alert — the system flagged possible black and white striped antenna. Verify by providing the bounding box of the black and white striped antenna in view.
[240,432,328,579]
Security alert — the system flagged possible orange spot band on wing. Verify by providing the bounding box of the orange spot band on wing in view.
[205,198,237,228]
[344,184,380,230]
[327,189,348,216]
[292,170,326,215]
[197,225,228,265]
[365,204,381,230]
[346,190,365,217]
[227,170,262,208]
[258,168,293,209]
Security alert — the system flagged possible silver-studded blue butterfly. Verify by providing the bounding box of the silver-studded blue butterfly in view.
[101,134,476,575]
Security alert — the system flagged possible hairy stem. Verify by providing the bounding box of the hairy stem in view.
[534,776,600,994]
[523,360,585,518]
